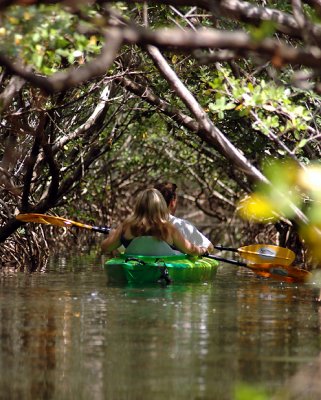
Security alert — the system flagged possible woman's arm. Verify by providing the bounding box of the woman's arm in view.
[171,225,207,256]
[101,224,123,253]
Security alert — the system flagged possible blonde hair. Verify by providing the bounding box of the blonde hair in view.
[122,188,170,240]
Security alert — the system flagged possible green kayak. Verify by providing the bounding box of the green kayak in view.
[104,254,219,284]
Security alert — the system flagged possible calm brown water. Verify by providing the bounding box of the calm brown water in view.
[0,255,320,400]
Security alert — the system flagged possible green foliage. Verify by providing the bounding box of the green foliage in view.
[240,159,321,221]
[248,21,277,41]
[0,5,102,73]
[208,96,236,120]
[238,159,301,221]
[200,66,313,155]
[238,158,321,262]
[234,383,268,400]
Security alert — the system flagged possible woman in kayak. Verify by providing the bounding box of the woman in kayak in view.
[101,188,208,256]
[154,181,214,252]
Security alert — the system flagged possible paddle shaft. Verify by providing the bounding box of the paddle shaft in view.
[214,245,239,252]
[207,254,247,267]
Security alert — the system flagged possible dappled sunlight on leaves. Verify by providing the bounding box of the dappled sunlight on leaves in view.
[262,159,298,189]
[237,193,278,222]
[239,159,321,263]
[298,164,321,195]
[299,225,321,263]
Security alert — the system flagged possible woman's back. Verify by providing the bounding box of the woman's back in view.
[124,236,181,256]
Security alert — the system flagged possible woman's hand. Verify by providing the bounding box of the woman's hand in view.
[198,247,209,256]
[207,243,214,252]
[101,224,122,253]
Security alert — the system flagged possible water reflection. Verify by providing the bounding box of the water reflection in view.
[0,260,320,400]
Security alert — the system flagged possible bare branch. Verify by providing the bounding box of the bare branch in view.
[52,83,113,152]
[0,76,25,113]
[146,45,268,183]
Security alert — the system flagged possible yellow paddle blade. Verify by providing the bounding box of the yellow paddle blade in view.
[16,213,75,228]
[16,213,110,234]
[238,244,295,266]
[250,263,310,283]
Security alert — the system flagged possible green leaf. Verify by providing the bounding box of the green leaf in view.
[248,21,277,42]
[308,205,321,223]
[298,139,308,148]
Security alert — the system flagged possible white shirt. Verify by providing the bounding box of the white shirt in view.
[169,214,212,248]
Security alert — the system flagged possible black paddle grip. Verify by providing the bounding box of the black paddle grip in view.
[93,226,110,234]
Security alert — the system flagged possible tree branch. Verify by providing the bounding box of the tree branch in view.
[145,44,310,225]
[146,44,268,183]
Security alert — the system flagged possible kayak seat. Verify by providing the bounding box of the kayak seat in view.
[124,236,182,256]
